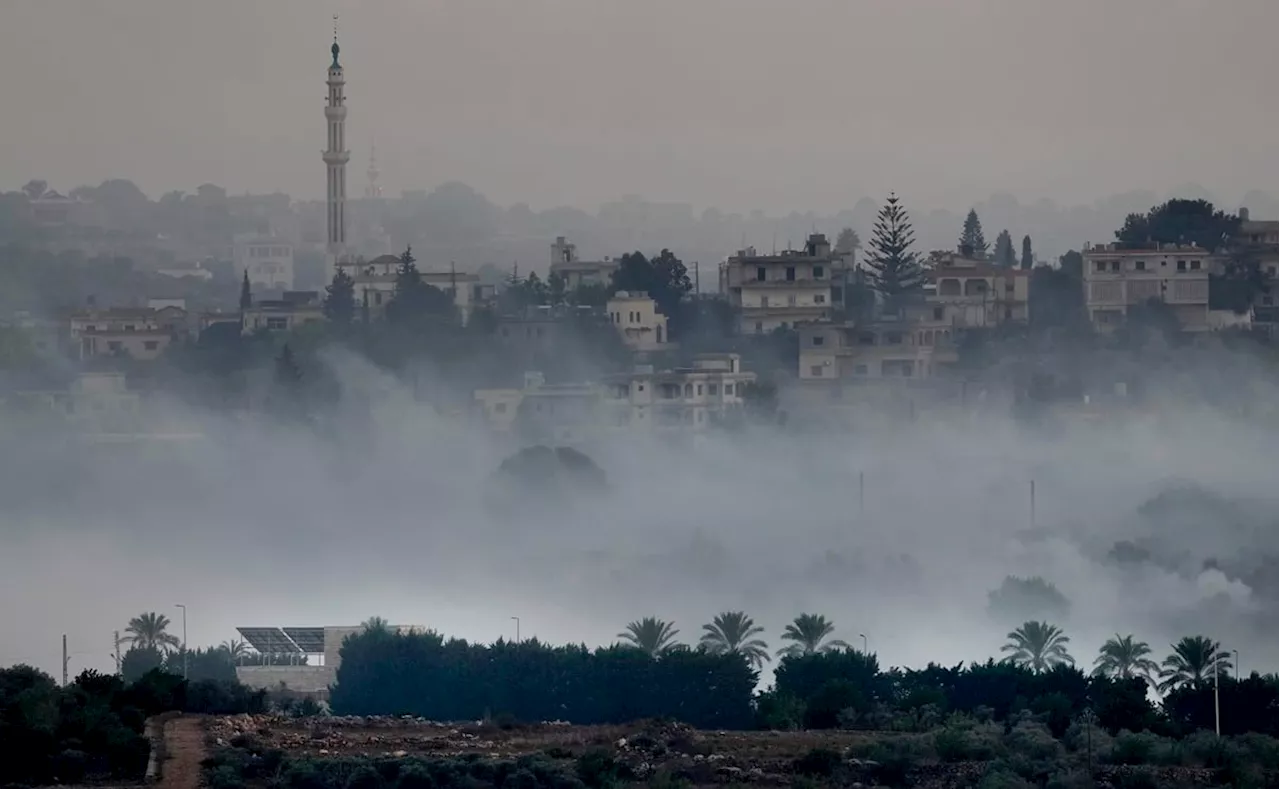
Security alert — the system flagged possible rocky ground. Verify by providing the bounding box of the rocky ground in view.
[205,714,1237,788]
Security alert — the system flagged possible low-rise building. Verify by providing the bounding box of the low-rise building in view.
[335,254,481,323]
[549,236,618,289]
[719,234,848,334]
[926,252,1030,327]
[241,292,324,334]
[1235,208,1278,332]
[798,318,959,382]
[233,235,295,291]
[601,353,755,430]
[1081,242,1214,331]
[606,291,669,351]
[69,306,188,360]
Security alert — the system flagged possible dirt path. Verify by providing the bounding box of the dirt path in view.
[158,715,206,789]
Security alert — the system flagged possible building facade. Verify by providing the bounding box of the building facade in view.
[335,254,482,323]
[1236,209,1278,332]
[798,318,959,382]
[719,234,847,334]
[241,292,325,334]
[68,306,188,361]
[233,236,295,291]
[1081,243,1214,331]
[606,291,668,351]
[549,236,619,289]
[926,252,1030,327]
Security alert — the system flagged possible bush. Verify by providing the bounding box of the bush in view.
[977,763,1034,789]
[792,747,842,777]
[1108,730,1176,766]
[1004,719,1063,762]
[575,749,623,789]
[346,764,386,789]
[396,765,436,789]
[933,718,1005,762]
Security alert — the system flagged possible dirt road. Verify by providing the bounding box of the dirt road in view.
[158,715,206,789]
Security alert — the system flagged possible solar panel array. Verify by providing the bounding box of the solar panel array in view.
[283,627,326,653]
[236,627,308,654]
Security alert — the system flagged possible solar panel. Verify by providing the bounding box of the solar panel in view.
[236,627,301,654]
[283,627,326,654]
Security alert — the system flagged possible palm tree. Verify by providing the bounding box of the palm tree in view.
[618,617,680,658]
[123,612,182,653]
[776,614,851,658]
[220,639,248,662]
[699,611,770,669]
[1158,636,1232,692]
[1093,634,1160,683]
[1001,621,1074,673]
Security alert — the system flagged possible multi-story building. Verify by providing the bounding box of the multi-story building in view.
[335,254,482,324]
[926,252,1030,327]
[241,292,325,335]
[719,233,847,334]
[600,353,755,430]
[1235,208,1278,332]
[549,236,619,289]
[606,291,669,351]
[797,317,959,382]
[233,235,295,291]
[1081,242,1214,331]
[68,306,188,361]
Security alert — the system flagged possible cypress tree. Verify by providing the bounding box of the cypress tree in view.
[993,230,1017,268]
[323,269,357,325]
[1020,235,1034,270]
[239,270,252,310]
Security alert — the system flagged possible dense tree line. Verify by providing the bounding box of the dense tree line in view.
[0,664,265,785]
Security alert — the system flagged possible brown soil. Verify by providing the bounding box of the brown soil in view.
[158,715,207,789]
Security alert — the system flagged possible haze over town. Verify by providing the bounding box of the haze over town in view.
[0,0,1275,701]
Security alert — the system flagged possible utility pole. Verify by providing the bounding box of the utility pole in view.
[113,631,122,675]
[175,604,188,680]
[1214,659,1221,736]
[694,261,700,295]
[1081,708,1098,780]
[62,634,68,686]
[510,616,521,644]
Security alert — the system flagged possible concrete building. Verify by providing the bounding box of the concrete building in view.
[926,252,1030,327]
[1236,208,1278,332]
[233,235,295,291]
[549,236,619,289]
[606,291,668,351]
[241,292,325,334]
[601,354,755,430]
[1081,242,1214,331]
[719,233,847,334]
[233,624,422,699]
[798,318,959,382]
[69,306,187,361]
[335,254,482,324]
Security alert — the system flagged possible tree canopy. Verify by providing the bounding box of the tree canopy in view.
[1114,199,1240,251]
[865,192,926,308]
[959,208,988,257]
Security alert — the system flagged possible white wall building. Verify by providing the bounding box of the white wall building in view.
[335,254,482,324]
[233,236,295,291]
[719,233,847,334]
[606,291,668,351]
[1081,243,1214,331]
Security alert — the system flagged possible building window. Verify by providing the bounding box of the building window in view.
[1190,260,1201,270]
[696,384,703,395]
[1004,307,1013,320]
[886,332,903,344]
[1135,260,1146,271]
[266,317,289,330]
[812,335,825,346]
[810,365,824,377]
[1110,261,1120,272]
[854,364,868,375]
[786,266,796,281]
[708,384,718,395]
[684,384,693,397]
[107,341,122,352]
[933,306,944,320]
[858,332,874,345]
[756,267,767,281]
[494,402,507,414]
[124,324,135,331]
[814,265,825,279]
[761,296,770,308]
[814,294,826,304]
[725,383,734,396]
[1177,260,1187,271]
[787,295,796,306]
[1095,261,1106,272]
[754,322,763,334]
[144,341,158,351]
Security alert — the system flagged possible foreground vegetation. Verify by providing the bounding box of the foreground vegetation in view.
[0,665,264,785]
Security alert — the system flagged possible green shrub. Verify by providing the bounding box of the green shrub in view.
[1108,731,1175,766]
[395,765,436,789]
[792,747,842,777]
[977,763,1034,789]
[1004,719,1063,762]
[933,720,1005,762]
[575,749,622,789]
[208,763,250,789]
[346,764,386,789]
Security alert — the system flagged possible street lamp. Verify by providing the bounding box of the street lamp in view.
[510,616,520,644]
[859,633,868,654]
[1232,649,1240,681]
[174,604,188,680]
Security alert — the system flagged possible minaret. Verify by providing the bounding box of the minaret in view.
[365,142,382,199]
[323,16,350,270]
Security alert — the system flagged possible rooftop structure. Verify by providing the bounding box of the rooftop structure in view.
[719,233,849,334]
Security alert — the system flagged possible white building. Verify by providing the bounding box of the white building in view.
[719,233,848,334]
[797,318,959,382]
[1081,242,1214,331]
[68,306,188,361]
[335,254,482,324]
[549,236,618,289]
[606,291,668,351]
[233,236,295,291]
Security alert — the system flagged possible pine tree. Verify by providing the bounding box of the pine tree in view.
[387,245,456,326]
[993,230,1017,268]
[959,209,988,257]
[865,192,925,311]
[1020,235,1034,270]
[323,269,357,325]
[239,270,252,310]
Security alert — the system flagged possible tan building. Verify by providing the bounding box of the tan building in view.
[1082,242,1214,331]
[549,236,618,289]
[719,234,848,334]
[926,252,1030,327]
[336,254,481,324]
[69,306,187,361]
[601,353,755,430]
[241,292,325,334]
[1236,209,1278,331]
[798,318,959,382]
[606,291,669,351]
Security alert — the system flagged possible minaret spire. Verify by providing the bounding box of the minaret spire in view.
[366,141,382,198]
[323,16,350,271]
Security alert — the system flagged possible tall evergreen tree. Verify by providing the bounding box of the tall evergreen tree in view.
[386,245,455,326]
[865,192,925,311]
[1020,235,1034,270]
[993,229,1017,268]
[323,269,357,325]
[239,270,252,310]
[959,209,988,257]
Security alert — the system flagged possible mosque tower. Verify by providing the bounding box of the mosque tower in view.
[322,17,350,269]
[365,143,382,199]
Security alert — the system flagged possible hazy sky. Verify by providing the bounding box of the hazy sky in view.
[2,0,1276,213]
